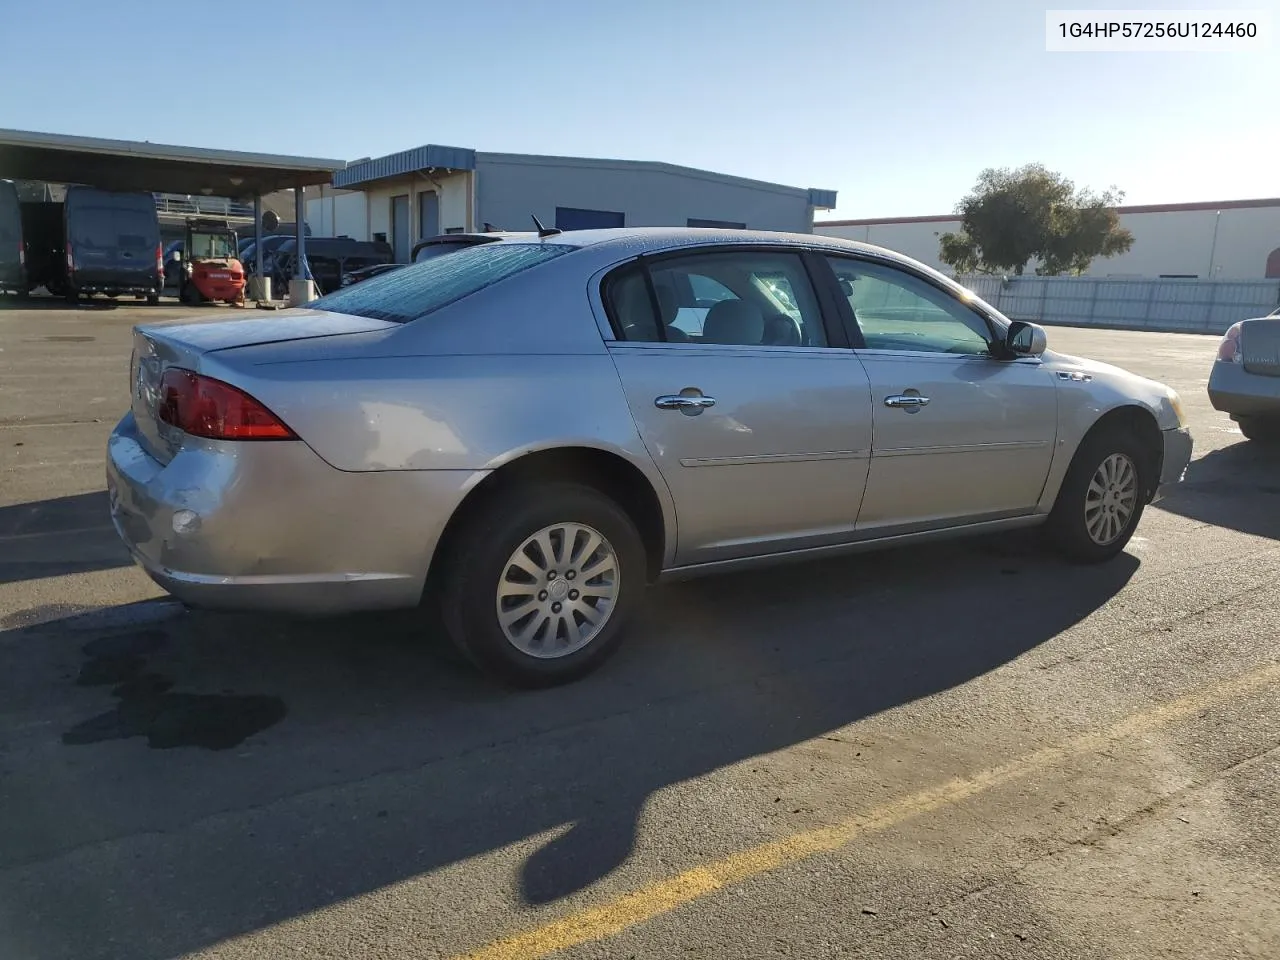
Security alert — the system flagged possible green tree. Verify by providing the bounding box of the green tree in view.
[938,164,1134,276]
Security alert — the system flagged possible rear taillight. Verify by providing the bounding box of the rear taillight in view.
[18,243,24,268]
[157,368,296,440]
[155,243,164,279]
[1217,322,1243,363]
[65,241,74,274]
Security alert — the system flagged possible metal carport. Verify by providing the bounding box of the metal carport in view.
[0,128,346,304]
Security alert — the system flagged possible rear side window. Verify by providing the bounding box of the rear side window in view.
[73,207,122,248]
[115,209,157,249]
[308,242,573,323]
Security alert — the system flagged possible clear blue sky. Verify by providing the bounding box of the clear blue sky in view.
[2,0,1273,219]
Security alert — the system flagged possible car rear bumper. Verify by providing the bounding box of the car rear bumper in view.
[1207,360,1280,417]
[106,412,484,615]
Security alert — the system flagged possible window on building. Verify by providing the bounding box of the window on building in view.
[555,207,625,230]
[390,194,410,263]
[418,191,440,239]
[687,218,747,229]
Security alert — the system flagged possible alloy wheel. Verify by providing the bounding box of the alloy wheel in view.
[495,522,620,658]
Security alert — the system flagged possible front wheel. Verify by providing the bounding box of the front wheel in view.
[436,482,646,687]
[1046,427,1150,563]
[1237,415,1280,444]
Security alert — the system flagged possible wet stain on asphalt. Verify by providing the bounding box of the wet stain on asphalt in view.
[62,628,287,751]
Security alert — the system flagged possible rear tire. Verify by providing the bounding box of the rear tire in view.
[64,287,78,305]
[436,481,646,688]
[146,293,160,305]
[1237,415,1280,444]
[1046,425,1150,564]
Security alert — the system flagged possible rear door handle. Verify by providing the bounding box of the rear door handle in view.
[884,394,930,408]
[655,394,716,411]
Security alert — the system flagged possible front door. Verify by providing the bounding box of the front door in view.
[821,255,1058,533]
[602,248,874,566]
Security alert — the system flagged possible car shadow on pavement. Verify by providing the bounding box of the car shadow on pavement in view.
[0,491,132,585]
[0,539,1138,960]
[1154,438,1280,540]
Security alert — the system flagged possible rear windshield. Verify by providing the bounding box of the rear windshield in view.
[307,242,574,323]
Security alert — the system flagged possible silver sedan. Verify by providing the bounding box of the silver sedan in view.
[1208,306,1280,442]
[106,228,1193,686]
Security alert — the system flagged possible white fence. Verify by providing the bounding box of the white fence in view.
[957,275,1280,335]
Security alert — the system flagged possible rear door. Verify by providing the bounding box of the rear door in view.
[65,189,119,287]
[602,247,874,567]
[113,196,160,288]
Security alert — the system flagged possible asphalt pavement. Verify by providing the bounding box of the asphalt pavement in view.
[0,298,1276,960]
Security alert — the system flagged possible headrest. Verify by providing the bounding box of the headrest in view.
[702,299,764,345]
[762,313,801,346]
[655,285,678,324]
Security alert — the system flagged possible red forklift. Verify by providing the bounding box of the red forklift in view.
[176,218,245,306]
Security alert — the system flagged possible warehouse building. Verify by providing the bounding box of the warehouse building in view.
[816,197,1280,280]
[305,145,837,261]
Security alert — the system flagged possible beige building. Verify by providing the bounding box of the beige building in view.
[816,198,1280,280]
[302,143,836,262]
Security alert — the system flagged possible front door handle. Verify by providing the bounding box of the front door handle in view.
[655,394,716,411]
[884,394,930,408]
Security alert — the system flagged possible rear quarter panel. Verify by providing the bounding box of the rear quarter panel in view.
[200,251,675,527]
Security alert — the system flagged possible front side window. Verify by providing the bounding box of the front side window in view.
[606,249,828,347]
[825,256,993,356]
[308,242,573,323]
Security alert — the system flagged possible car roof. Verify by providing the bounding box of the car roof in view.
[483,226,915,264]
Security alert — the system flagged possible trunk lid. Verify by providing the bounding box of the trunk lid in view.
[128,307,397,463]
[1241,318,1280,377]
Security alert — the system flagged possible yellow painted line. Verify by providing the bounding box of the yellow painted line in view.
[454,662,1280,960]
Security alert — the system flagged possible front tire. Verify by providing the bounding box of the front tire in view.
[437,482,646,688]
[1046,426,1150,563]
[1237,415,1280,444]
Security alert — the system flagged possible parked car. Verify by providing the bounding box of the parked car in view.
[338,232,532,285]
[0,179,26,296]
[272,237,393,294]
[241,234,295,284]
[1208,306,1280,442]
[410,231,528,262]
[22,188,163,303]
[106,228,1193,687]
[340,262,405,287]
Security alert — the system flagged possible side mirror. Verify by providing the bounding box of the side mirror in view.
[837,278,855,297]
[1005,320,1047,357]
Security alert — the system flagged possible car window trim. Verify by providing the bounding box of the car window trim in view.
[815,251,1007,356]
[600,244,852,351]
